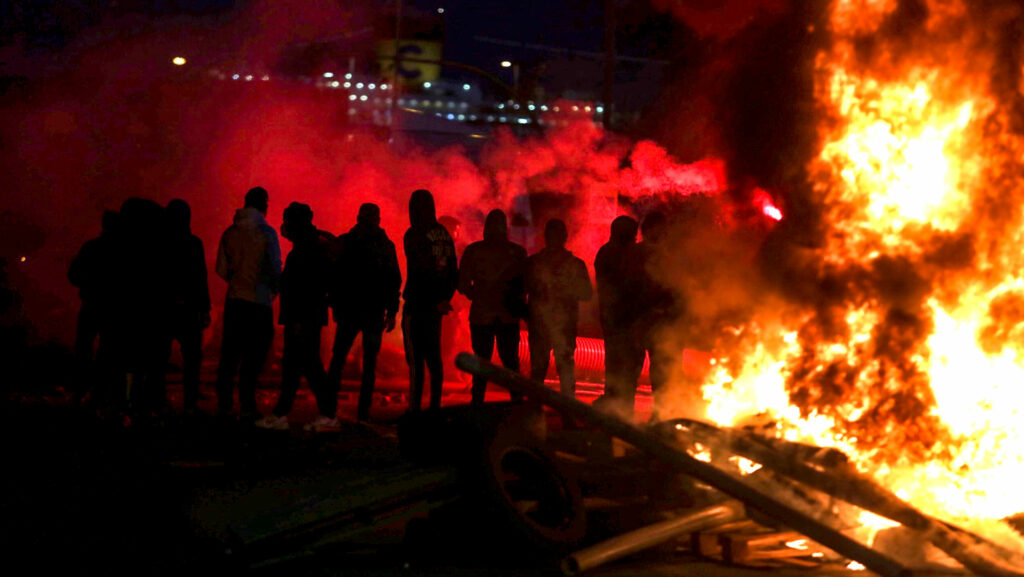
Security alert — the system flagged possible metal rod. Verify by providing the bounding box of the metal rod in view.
[561,500,744,575]
[675,419,1024,577]
[455,353,910,577]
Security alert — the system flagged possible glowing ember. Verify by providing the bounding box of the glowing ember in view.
[694,0,1024,548]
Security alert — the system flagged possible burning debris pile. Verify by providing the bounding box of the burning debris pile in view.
[672,0,1024,548]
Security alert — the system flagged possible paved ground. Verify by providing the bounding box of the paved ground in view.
[1,379,868,577]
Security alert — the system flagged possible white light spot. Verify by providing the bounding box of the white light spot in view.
[323,72,334,78]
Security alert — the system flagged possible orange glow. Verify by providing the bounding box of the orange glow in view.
[693,0,1024,551]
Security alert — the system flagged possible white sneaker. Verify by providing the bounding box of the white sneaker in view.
[304,415,341,432]
[254,414,289,430]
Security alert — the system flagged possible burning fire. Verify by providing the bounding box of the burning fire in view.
[697,0,1024,543]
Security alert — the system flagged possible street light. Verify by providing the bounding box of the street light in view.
[172,56,186,66]
[500,60,512,68]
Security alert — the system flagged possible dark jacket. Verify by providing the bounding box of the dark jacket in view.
[595,233,641,333]
[457,216,528,325]
[403,192,458,313]
[637,240,680,328]
[525,247,592,329]
[279,227,334,326]
[167,232,211,316]
[69,235,117,308]
[332,222,401,318]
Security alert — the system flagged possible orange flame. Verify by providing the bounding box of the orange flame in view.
[694,0,1024,547]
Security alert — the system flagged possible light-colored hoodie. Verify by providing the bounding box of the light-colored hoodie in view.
[216,207,282,307]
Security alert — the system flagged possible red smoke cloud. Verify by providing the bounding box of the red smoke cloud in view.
[1,0,780,377]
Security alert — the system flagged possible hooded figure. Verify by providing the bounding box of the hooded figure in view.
[637,210,684,420]
[257,201,337,431]
[593,215,645,419]
[402,189,458,412]
[327,203,402,422]
[525,219,592,397]
[159,199,211,415]
[112,197,172,421]
[214,186,282,420]
[68,210,121,407]
[457,209,528,404]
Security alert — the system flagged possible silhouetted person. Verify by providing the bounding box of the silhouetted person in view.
[113,197,173,422]
[438,215,470,384]
[402,189,458,412]
[594,215,644,419]
[215,186,282,421]
[525,219,592,397]
[637,211,683,420]
[157,199,211,416]
[69,210,120,407]
[327,203,401,423]
[255,202,335,430]
[458,209,528,404]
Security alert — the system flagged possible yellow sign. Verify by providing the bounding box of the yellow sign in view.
[376,40,441,85]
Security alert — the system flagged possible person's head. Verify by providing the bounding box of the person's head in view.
[409,189,437,229]
[641,210,667,244]
[119,197,164,236]
[281,202,314,241]
[483,209,508,241]
[610,215,638,245]
[357,203,381,228]
[544,218,568,249]
[165,199,191,234]
[244,186,269,215]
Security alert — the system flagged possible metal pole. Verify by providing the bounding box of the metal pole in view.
[602,0,615,129]
[561,501,744,575]
[390,0,403,135]
[454,353,910,577]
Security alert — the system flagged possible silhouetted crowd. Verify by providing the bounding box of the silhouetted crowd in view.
[70,186,683,429]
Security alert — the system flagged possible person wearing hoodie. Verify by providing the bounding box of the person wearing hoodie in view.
[525,219,592,398]
[636,210,683,421]
[593,215,644,419]
[256,202,336,431]
[158,199,211,416]
[457,209,528,405]
[327,203,401,423]
[68,210,120,408]
[214,187,282,421]
[402,189,458,412]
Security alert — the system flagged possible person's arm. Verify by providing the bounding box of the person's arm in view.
[385,239,402,322]
[267,229,283,295]
[68,243,88,288]
[456,246,474,299]
[193,237,211,313]
[574,257,594,302]
[215,231,230,282]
